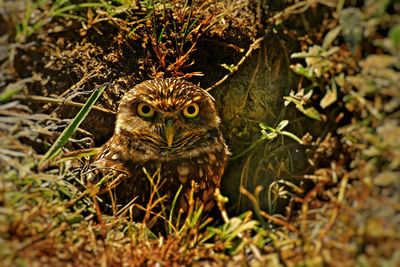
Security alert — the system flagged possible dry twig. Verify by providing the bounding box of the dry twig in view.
[206,37,264,91]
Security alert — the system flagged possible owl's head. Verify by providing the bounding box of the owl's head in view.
[114,78,222,161]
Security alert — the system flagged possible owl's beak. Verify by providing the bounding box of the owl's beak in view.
[164,119,175,147]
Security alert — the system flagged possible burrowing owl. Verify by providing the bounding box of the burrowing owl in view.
[89,78,228,216]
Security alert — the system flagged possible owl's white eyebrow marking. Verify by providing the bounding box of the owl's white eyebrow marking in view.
[130,78,209,112]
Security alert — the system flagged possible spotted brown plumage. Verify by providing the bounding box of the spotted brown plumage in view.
[88,78,228,217]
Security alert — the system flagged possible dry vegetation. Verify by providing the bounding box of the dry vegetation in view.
[0,0,399,266]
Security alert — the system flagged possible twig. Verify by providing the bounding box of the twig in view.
[58,65,105,98]
[267,1,311,24]
[93,195,106,239]
[240,186,267,227]
[56,147,100,162]
[239,43,261,110]
[300,182,325,234]
[13,94,116,115]
[215,188,229,223]
[206,37,264,91]
[203,38,244,53]
[259,210,300,234]
[317,173,349,244]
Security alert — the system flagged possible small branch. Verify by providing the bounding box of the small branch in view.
[203,38,245,53]
[259,210,300,234]
[92,196,106,239]
[317,173,349,243]
[267,1,311,24]
[215,188,229,223]
[13,94,116,115]
[301,182,325,234]
[206,37,264,91]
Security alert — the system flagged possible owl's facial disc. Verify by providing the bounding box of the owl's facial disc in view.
[114,78,222,161]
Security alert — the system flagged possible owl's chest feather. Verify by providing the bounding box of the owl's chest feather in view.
[118,150,226,211]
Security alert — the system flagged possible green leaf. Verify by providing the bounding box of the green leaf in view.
[374,171,400,187]
[276,120,289,131]
[302,107,322,121]
[189,205,203,228]
[320,80,338,109]
[168,184,183,234]
[259,123,275,132]
[281,131,303,144]
[38,84,107,168]
[291,52,310,59]
[339,8,363,49]
[51,3,111,17]
[322,25,342,49]
[261,130,277,140]
[221,63,236,73]
[67,214,84,225]
[0,87,22,103]
[157,24,167,43]
[389,24,400,45]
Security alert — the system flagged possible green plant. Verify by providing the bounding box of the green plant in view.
[232,120,302,160]
[15,0,113,43]
[259,120,303,144]
[38,84,107,168]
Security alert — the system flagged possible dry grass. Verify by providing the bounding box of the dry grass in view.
[1,0,399,266]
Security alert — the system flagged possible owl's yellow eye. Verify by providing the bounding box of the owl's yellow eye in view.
[183,103,199,119]
[137,103,155,118]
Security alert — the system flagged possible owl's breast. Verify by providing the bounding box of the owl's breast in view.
[115,149,226,213]
[153,150,227,211]
[143,149,226,188]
